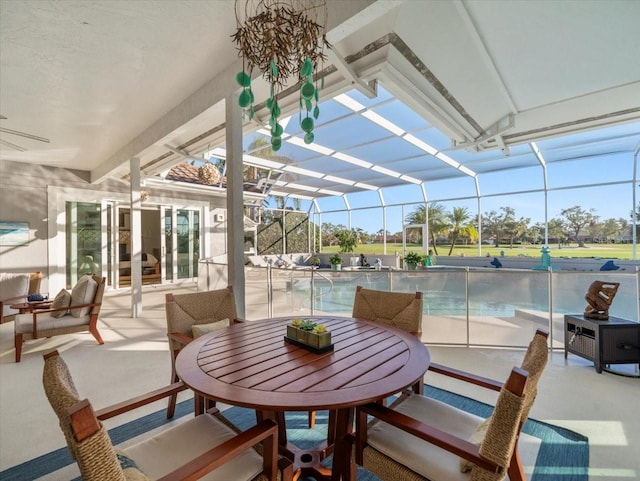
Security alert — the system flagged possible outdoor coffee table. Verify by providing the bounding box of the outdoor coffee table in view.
[9,301,52,314]
[176,316,430,481]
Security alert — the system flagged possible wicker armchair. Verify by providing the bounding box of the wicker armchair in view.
[354,329,549,481]
[42,350,291,481]
[14,274,105,362]
[165,286,239,418]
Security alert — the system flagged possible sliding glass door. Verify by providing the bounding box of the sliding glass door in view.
[65,201,201,288]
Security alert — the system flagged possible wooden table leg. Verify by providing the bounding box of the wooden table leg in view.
[331,407,356,481]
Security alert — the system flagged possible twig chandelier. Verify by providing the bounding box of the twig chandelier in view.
[232,0,330,151]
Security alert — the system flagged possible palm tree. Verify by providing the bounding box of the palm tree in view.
[447,207,478,256]
[405,203,448,255]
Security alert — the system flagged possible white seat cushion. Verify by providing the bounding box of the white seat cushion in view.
[124,413,264,481]
[0,273,30,317]
[15,312,91,334]
[367,394,541,480]
[70,275,98,317]
[368,395,483,481]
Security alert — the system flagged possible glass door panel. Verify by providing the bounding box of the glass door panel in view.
[177,209,200,279]
[65,202,102,288]
[163,207,174,281]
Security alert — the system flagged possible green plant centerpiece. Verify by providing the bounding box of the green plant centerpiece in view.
[286,318,332,352]
[329,253,343,270]
[404,252,423,270]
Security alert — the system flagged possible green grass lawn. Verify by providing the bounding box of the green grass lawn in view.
[320,243,638,259]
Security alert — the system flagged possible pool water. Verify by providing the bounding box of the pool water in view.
[285,269,638,320]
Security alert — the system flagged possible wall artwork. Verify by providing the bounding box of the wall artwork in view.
[0,221,30,246]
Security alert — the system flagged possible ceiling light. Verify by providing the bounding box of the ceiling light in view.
[361,111,405,136]
[435,152,460,168]
[371,165,402,177]
[333,93,366,112]
[403,134,438,155]
[333,152,372,168]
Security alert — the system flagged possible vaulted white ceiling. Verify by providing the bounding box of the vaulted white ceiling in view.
[1,0,639,194]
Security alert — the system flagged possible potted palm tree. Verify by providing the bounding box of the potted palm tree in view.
[329,254,343,271]
[404,252,423,270]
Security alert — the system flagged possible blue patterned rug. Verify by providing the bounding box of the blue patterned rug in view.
[0,385,588,480]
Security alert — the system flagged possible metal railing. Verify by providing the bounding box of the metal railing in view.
[198,260,640,350]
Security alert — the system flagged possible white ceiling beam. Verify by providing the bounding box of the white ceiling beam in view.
[326,46,378,99]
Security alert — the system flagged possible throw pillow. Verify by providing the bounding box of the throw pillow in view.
[51,289,72,318]
[192,318,231,338]
[460,417,491,473]
[70,275,98,318]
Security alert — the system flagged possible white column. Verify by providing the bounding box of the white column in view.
[130,158,142,317]
[225,95,246,318]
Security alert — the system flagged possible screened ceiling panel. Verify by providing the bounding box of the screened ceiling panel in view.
[407,127,455,152]
[540,134,640,163]
[477,166,545,195]
[424,176,478,201]
[369,99,431,132]
[346,137,426,163]
[535,122,640,151]
[467,154,539,174]
[214,83,637,207]
[295,156,355,174]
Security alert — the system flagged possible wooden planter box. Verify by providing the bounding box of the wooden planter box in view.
[285,325,333,352]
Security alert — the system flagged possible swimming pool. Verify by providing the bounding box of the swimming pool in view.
[286,269,638,320]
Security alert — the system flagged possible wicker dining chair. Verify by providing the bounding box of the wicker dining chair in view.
[42,350,291,481]
[353,284,424,396]
[352,285,424,337]
[307,285,424,429]
[165,286,239,418]
[354,328,549,481]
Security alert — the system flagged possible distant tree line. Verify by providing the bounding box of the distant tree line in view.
[314,203,639,256]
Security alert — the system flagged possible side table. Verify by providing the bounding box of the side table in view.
[9,301,53,314]
[564,314,640,376]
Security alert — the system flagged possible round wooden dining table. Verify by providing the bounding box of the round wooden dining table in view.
[176,316,430,481]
